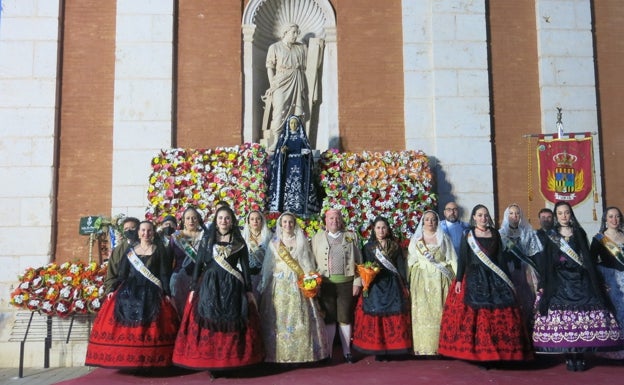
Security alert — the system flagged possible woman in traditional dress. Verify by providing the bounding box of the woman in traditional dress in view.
[172,205,264,371]
[407,210,457,356]
[533,201,623,371]
[590,206,624,360]
[258,212,329,364]
[86,221,179,369]
[267,115,320,217]
[169,206,205,316]
[499,203,542,331]
[241,210,272,299]
[352,216,412,361]
[438,204,532,366]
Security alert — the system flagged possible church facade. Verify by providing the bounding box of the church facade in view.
[1,0,623,315]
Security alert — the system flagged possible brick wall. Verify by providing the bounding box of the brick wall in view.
[334,0,405,151]
[488,1,542,225]
[594,1,624,211]
[55,1,116,263]
[176,0,244,149]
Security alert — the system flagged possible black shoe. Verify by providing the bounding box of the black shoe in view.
[575,360,587,372]
[344,353,354,363]
[566,359,576,371]
[375,355,387,362]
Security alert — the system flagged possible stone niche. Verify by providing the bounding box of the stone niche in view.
[242,0,338,151]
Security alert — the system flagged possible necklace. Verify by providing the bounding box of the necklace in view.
[283,235,296,251]
[218,232,231,243]
[250,231,261,243]
[136,244,153,254]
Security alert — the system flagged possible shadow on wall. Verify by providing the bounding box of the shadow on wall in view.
[429,156,459,216]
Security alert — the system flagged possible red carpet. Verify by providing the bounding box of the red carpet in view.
[54,354,623,385]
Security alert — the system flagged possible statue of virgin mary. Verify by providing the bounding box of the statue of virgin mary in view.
[267,115,320,217]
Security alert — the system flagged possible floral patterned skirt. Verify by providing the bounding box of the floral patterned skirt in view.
[172,293,264,370]
[438,280,533,361]
[352,295,412,355]
[532,292,624,353]
[259,275,329,363]
[85,294,179,368]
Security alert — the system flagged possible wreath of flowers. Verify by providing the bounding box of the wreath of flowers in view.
[9,261,107,317]
[145,143,268,226]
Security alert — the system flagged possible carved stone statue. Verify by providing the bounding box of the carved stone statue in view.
[262,23,324,154]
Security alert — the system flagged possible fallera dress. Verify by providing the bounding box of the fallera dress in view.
[352,240,412,356]
[533,229,623,354]
[590,232,624,359]
[258,234,329,363]
[407,228,457,355]
[172,235,264,370]
[85,245,179,368]
[438,229,533,361]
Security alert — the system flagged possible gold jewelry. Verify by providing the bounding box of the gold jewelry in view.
[249,231,262,245]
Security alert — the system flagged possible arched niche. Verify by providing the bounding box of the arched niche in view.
[242,0,338,151]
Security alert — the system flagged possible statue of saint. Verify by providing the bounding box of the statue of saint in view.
[262,24,309,155]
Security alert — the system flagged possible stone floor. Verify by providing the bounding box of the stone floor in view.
[0,366,93,385]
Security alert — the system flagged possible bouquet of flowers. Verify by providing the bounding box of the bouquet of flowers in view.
[356,261,381,297]
[298,272,323,298]
[9,261,107,317]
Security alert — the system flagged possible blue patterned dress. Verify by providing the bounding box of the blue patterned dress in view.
[267,115,319,216]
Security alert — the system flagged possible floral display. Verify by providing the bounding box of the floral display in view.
[145,146,436,246]
[317,149,437,246]
[298,272,322,298]
[265,212,323,240]
[9,147,436,318]
[145,143,269,226]
[356,261,381,297]
[9,261,107,317]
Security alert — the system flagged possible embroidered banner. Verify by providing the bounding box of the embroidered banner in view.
[536,134,593,206]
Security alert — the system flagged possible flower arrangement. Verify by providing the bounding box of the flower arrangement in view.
[145,143,268,226]
[10,261,107,317]
[356,261,381,297]
[145,145,436,246]
[318,149,437,247]
[298,272,322,298]
[265,212,323,239]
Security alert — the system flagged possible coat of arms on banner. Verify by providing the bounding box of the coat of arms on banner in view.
[536,134,593,206]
